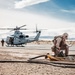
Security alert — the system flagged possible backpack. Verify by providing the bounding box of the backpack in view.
[52,36,64,47]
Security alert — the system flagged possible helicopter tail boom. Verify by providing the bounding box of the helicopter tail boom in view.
[34,31,41,41]
[26,31,41,43]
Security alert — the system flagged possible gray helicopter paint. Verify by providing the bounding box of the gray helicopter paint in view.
[6,25,41,46]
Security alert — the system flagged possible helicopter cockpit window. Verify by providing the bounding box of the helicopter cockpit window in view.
[19,35,24,38]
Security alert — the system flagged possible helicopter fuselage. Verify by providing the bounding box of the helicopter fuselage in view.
[6,30,41,46]
[6,30,28,45]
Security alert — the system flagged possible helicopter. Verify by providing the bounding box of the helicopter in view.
[0,25,41,46]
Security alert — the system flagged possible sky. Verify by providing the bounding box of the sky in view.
[0,0,75,39]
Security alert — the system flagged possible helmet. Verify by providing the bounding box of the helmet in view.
[63,33,68,39]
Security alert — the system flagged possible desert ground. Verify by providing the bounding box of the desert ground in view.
[0,40,75,75]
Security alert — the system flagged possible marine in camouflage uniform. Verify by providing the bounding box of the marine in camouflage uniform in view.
[51,33,69,57]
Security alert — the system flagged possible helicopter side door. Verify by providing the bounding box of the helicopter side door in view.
[6,36,14,45]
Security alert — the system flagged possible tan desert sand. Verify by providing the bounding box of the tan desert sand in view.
[0,41,75,75]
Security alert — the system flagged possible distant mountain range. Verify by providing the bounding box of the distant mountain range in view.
[1,35,75,41]
[39,36,75,41]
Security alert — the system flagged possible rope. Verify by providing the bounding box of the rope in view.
[28,55,75,68]
[68,41,74,47]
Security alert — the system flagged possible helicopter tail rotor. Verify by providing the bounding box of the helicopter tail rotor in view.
[35,25,46,33]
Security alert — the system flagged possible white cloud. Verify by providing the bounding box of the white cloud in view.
[0,9,75,38]
[0,8,74,30]
[0,0,15,9]
[15,0,49,9]
[61,9,75,13]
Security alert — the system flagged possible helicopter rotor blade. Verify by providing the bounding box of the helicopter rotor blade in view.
[0,28,7,30]
[20,28,27,30]
[9,25,26,31]
[13,25,26,30]
[0,28,14,30]
[19,25,26,29]
[0,25,26,31]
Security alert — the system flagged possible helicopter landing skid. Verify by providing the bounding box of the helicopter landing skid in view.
[6,44,25,47]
